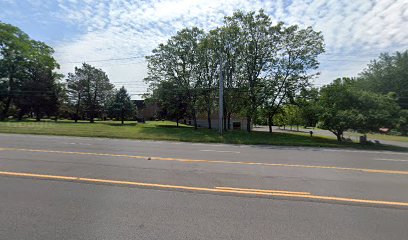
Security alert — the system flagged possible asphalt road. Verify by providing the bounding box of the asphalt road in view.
[1,133,408,239]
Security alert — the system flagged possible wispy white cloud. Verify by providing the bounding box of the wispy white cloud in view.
[3,0,407,98]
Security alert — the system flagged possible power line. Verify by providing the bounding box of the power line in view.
[56,53,380,66]
[318,59,369,63]
[60,56,145,64]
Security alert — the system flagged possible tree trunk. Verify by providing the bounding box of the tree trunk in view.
[1,96,11,120]
[90,112,94,123]
[268,115,273,133]
[193,109,197,130]
[17,112,23,121]
[35,108,41,122]
[90,88,98,123]
[246,116,251,132]
[223,106,227,131]
[1,74,14,121]
[121,107,124,125]
[17,106,27,121]
[227,113,231,130]
[75,94,81,123]
[207,108,211,129]
[74,110,78,122]
[336,134,342,142]
[176,117,179,127]
[333,130,343,142]
[89,104,94,123]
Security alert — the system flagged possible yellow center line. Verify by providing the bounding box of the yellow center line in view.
[0,170,407,207]
[0,171,78,181]
[215,187,311,195]
[0,147,407,175]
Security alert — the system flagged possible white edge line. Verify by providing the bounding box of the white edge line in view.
[200,150,240,154]
[374,158,408,162]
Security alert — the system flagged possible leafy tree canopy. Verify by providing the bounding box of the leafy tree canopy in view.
[318,78,400,141]
[66,63,114,123]
[356,50,408,109]
[0,22,61,120]
[107,86,136,124]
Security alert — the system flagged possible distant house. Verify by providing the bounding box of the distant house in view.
[195,111,249,130]
[133,100,249,130]
[133,100,160,121]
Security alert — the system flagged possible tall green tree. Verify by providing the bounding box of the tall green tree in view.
[145,27,205,129]
[396,110,408,136]
[216,25,245,130]
[223,10,324,132]
[0,22,61,120]
[318,78,400,141]
[196,30,219,129]
[354,50,408,136]
[145,9,325,133]
[272,107,287,128]
[0,80,7,111]
[294,87,320,127]
[283,105,303,130]
[107,86,136,124]
[66,63,114,123]
[15,41,61,121]
[66,71,86,122]
[149,81,188,126]
[262,25,324,133]
[357,50,408,109]
[224,10,273,132]
[269,104,303,131]
[0,22,30,119]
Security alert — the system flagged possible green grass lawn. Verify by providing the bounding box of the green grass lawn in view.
[346,132,408,143]
[274,125,408,143]
[0,119,406,151]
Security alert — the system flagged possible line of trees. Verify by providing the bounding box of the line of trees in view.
[2,15,406,139]
[66,63,137,123]
[0,22,63,120]
[324,50,408,138]
[145,10,407,139]
[0,22,137,123]
[145,10,325,132]
[270,50,408,140]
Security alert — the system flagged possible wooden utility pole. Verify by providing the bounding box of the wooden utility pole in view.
[219,55,224,134]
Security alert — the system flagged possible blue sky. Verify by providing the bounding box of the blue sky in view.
[1,0,408,99]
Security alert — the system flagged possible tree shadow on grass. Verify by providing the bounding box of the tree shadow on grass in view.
[103,122,138,127]
[155,124,191,129]
[246,132,408,152]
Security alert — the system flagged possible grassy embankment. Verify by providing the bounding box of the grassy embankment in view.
[0,119,406,151]
[274,125,408,143]
[347,132,408,143]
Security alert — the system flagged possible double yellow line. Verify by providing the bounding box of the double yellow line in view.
[1,170,407,207]
[1,147,407,175]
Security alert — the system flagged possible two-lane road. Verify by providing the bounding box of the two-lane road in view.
[0,133,407,239]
